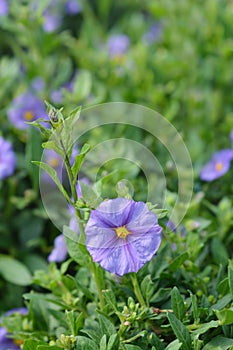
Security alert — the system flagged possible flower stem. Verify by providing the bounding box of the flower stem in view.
[130,273,146,308]
[90,259,105,311]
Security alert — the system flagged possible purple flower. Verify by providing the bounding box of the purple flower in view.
[48,201,80,263]
[0,308,27,350]
[107,34,130,57]
[65,0,82,15]
[143,23,162,44]
[85,198,162,276]
[7,92,48,130]
[0,0,8,16]
[30,77,45,93]
[48,234,68,262]
[0,137,16,180]
[199,149,233,181]
[43,10,62,32]
[50,71,79,104]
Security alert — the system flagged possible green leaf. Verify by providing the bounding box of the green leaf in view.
[190,292,200,324]
[167,312,192,350]
[171,287,186,321]
[210,293,232,310]
[42,140,63,156]
[64,226,89,265]
[27,119,51,138]
[79,181,102,208]
[191,320,219,337]
[100,335,107,350]
[202,336,233,350]
[76,336,99,350]
[215,309,233,325]
[102,289,119,314]
[98,315,116,338]
[72,70,92,101]
[141,275,155,306]
[107,334,120,350]
[71,143,91,182]
[228,262,233,299]
[0,255,32,286]
[74,277,95,301]
[23,339,41,350]
[150,333,165,350]
[25,126,43,191]
[169,252,189,272]
[211,237,228,266]
[165,339,182,350]
[32,161,70,202]
[125,345,142,350]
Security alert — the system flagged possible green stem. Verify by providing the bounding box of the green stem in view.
[130,273,146,308]
[90,259,105,311]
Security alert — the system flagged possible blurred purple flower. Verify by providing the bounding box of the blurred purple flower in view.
[199,149,233,181]
[7,92,48,130]
[0,137,16,180]
[48,203,79,262]
[107,34,130,57]
[50,71,78,104]
[41,0,82,32]
[43,149,63,181]
[43,10,62,32]
[0,308,27,350]
[30,77,45,93]
[65,0,82,15]
[48,234,67,262]
[85,198,162,276]
[143,23,162,44]
[50,90,63,104]
[0,0,8,16]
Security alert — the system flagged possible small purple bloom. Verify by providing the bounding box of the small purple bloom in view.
[65,0,82,15]
[0,0,8,16]
[43,10,62,32]
[143,23,162,44]
[48,197,81,263]
[85,198,162,276]
[107,34,130,57]
[50,89,63,104]
[0,137,16,180]
[199,149,233,181]
[7,92,48,130]
[43,149,63,181]
[48,234,68,262]
[30,77,45,93]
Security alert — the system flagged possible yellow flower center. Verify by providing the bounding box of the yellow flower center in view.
[115,225,130,239]
[215,162,223,172]
[49,157,60,168]
[24,110,35,121]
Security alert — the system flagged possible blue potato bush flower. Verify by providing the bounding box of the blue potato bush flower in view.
[7,92,47,130]
[107,34,130,57]
[48,234,68,262]
[39,0,82,32]
[0,137,16,180]
[199,149,233,181]
[85,198,162,276]
[0,0,8,16]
